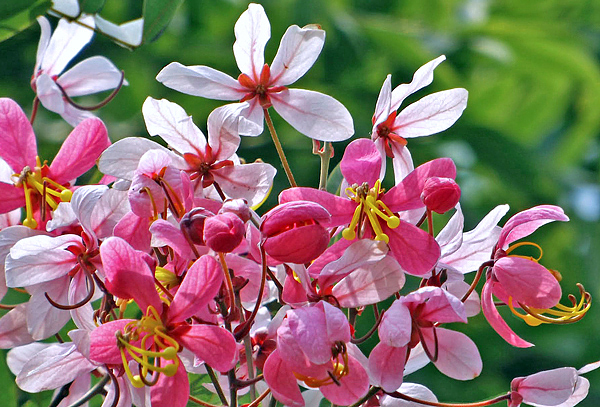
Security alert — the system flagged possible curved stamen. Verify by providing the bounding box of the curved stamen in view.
[506,241,543,262]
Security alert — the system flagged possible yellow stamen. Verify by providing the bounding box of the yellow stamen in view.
[506,241,543,262]
[508,284,591,327]
[342,180,400,243]
[292,342,349,388]
[22,183,38,229]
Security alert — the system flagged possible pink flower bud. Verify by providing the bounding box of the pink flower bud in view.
[219,198,251,223]
[260,201,331,264]
[420,176,461,214]
[510,367,579,407]
[180,207,216,245]
[204,212,245,253]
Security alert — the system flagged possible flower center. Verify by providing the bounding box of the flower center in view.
[375,111,407,158]
[292,341,350,388]
[116,305,180,388]
[342,179,400,243]
[238,64,287,108]
[13,156,72,229]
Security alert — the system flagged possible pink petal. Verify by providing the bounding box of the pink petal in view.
[340,138,382,187]
[100,236,161,312]
[384,158,457,212]
[263,350,305,407]
[307,237,354,278]
[151,360,189,407]
[271,88,354,141]
[0,304,34,348]
[50,118,110,184]
[58,56,123,97]
[368,342,408,392]
[0,98,37,171]
[156,62,244,100]
[386,222,440,276]
[89,319,133,364]
[514,367,578,406]
[320,355,369,405]
[233,3,270,77]
[378,300,412,347]
[421,327,482,380]
[149,219,192,260]
[279,187,355,227]
[494,256,561,309]
[498,205,569,249]
[270,25,325,86]
[390,55,446,111]
[393,88,468,138]
[173,325,237,372]
[142,97,206,155]
[0,182,25,214]
[481,279,533,348]
[113,211,152,252]
[318,301,351,344]
[168,255,223,322]
[287,305,332,365]
[403,286,467,323]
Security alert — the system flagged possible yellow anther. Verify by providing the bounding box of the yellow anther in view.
[506,241,543,262]
[22,217,38,229]
[60,189,73,201]
[155,267,180,290]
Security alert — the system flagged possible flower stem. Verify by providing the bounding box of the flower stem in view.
[234,290,257,400]
[386,391,511,407]
[247,389,271,407]
[263,108,297,187]
[461,261,493,303]
[188,395,220,407]
[206,365,229,406]
[218,252,236,317]
[313,140,333,190]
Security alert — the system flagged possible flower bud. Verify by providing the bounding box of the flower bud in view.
[219,198,251,223]
[180,207,215,245]
[420,176,461,214]
[204,212,245,253]
[260,201,331,264]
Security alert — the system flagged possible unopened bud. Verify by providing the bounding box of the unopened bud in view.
[180,207,215,245]
[204,212,245,253]
[421,176,461,214]
[219,198,251,223]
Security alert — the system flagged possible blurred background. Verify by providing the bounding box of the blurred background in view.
[0,0,599,405]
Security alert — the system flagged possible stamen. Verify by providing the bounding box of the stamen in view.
[505,241,543,262]
[22,183,38,229]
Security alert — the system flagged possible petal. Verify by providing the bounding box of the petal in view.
[271,88,354,141]
[393,89,468,138]
[391,144,415,184]
[113,212,152,252]
[207,103,244,159]
[386,222,440,276]
[263,350,304,407]
[481,279,533,348]
[151,362,189,407]
[368,342,408,392]
[58,56,123,97]
[333,254,406,308]
[142,97,206,155]
[270,25,325,86]
[390,55,446,111]
[380,383,438,406]
[340,138,382,187]
[320,355,369,405]
[403,286,467,323]
[498,205,569,249]
[213,162,276,208]
[89,319,134,364]
[422,327,482,380]
[91,188,130,239]
[372,75,392,127]
[0,183,25,214]
[34,17,52,74]
[0,98,37,171]
[233,3,270,77]
[27,279,71,339]
[149,219,192,260]
[287,306,331,365]
[168,255,223,322]
[71,184,108,238]
[279,187,355,227]
[40,15,95,76]
[156,63,243,100]
[516,367,578,406]
[50,118,111,184]
[494,257,562,309]
[437,203,464,258]
[173,325,237,372]
[0,304,34,348]
[378,300,412,347]
[318,301,351,344]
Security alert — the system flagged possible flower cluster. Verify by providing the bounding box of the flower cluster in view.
[0,4,595,407]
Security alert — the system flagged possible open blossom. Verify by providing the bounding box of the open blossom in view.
[156,3,354,141]
[32,16,125,126]
[371,55,468,181]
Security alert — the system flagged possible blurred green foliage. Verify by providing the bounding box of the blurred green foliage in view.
[0,0,598,405]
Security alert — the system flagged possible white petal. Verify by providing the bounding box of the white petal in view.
[27,280,72,339]
[271,88,354,141]
[233,3,270,77]
[36,74,66,115]
[34,17,52,75]
[437,204,464,258]
[207,104,244,160]
[58,56,124,97]
[50,0,80,18]
[71,185,109,237]
[7,342,50,376]
[213,162,276,208]
[390,55,446,111]
[94,15,143,47]
[45,202,77,232]
[270,25,325,86]
[394,88,468,138]
[372,74,393,127]
[157,62,244,100]
[41,15,95,76]
[142,97,206,155]
[380,383,438,406]
[91,188,131,239]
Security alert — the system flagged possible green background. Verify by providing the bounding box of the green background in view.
[0,0,598,405]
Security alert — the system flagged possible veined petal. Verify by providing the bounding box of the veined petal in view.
[263,350,304,407]
[421,327,482,380]
[149,219,192,260]
[58,56,124,97]
[386,222,440,276]
[142,97,206,155]
[0,98,37,171]
[271,88,354,141]
[372,75,392,127]
[207,103,244,160]
[173,325,237,372]
[498,205,569,250]
[41,15,95,77]
[89,319,134,364]
[514,367,578,406]
[270,25,325,86]
[214,162,276,208]
[437,204,464,258]
[481,279,533,348]
[233,3,270,78]
[36,73,66,115]
[320,355,369,405]
[90,188,130,239]
[403,286,467,323]
[168,255,223,323]
[368,342,408,393]
[71,185,108,240]
[390,55,446,111]
[0,304,34,349]
[50,118,110,184]
[34,17,52,75]
[318,301,351,343]
[27,278,71,339]
[0,183,25,214]
[151,362,189,407]
[340,138,381,187]
[494,257,561,309]
[156,63,244,100]
[378,300,412,347]
[287,306,331,365]
[113,212,152,252]
[392,88,468,138]
[279,187,356,227]
[380,383,438,406]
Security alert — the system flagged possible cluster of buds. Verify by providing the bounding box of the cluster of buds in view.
[0,3,595,407]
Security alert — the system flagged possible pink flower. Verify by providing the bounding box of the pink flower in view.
[509,367,580,407]
[480,205,582,348]
[156,3,353,141]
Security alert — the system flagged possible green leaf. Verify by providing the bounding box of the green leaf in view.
[326,161,343,195]
[0,0,51,43]
[142,0,185,44]
[79,0,105,14]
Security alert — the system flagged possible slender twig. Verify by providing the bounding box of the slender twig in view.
[205,365,229,406]
[247,388,271,407]
[349,386,380,407]
[313,140,334,190]
[218,252,236,317]
[188,395,220,407]
[234,290,257,399]
[67,375,111,407]
[386,391,511,407]
[461,261,493,303]
[263,108,297,187]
